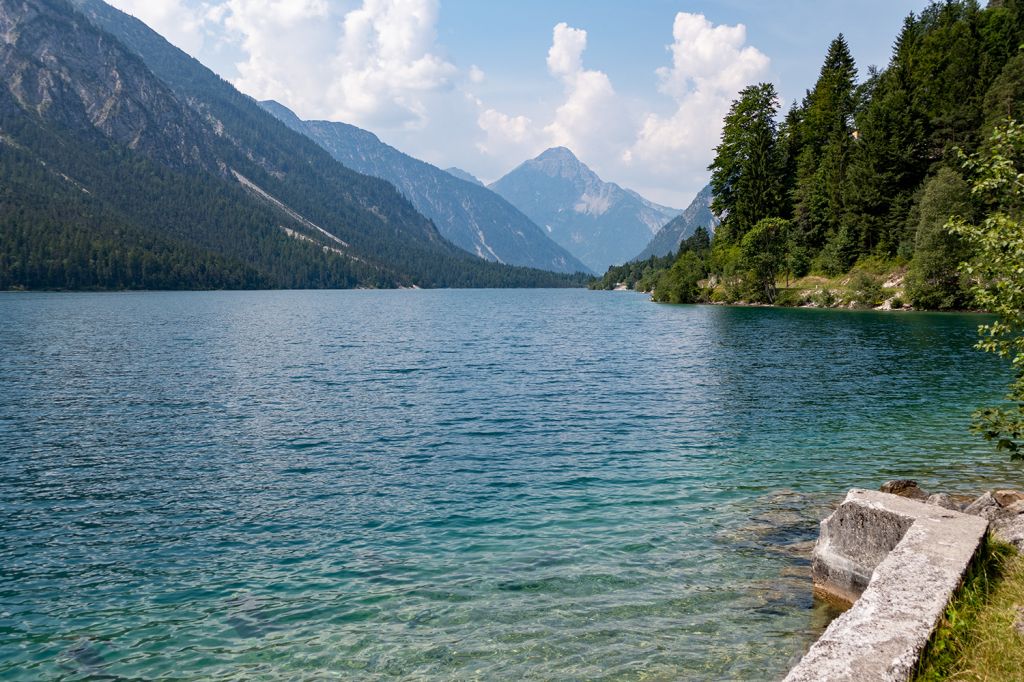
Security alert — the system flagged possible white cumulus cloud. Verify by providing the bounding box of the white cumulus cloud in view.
[217,0,457,129]
[626,12,770,189]
[105,0,215,56]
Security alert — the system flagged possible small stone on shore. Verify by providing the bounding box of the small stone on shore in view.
[880,479,929,501]
[994,490,1024,507]
[964,491,1003,520]
[926,493,961,511]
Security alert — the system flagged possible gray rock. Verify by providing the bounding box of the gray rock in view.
[788,489,988,682]
[991,500,1024,551]
[880,479,929,501]
[994,490,1024,507]
[926,493,961,511]
[1014,607,1024,639]
[964,491,1003,520]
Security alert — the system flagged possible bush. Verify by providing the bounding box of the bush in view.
[812,288,837,307]
[740,217,790,303]
[850,271,884,308]
[905,167,973,310]
[774,288,803,307]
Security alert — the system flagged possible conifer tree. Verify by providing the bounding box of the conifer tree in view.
[709,83,784,244]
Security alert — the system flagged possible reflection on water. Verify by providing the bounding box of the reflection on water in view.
[0,290,1017,680]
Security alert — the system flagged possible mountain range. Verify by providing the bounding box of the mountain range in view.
[258,100,589,274]
[489,148,682,273]
[633,184,717,261]
[0,0,587,290]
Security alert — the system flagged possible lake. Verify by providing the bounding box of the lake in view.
[0,289,1019,680]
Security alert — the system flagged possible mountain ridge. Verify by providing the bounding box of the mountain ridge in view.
[258,100,590,274]
[489,147,681,272]
[633,185,718,261]
[0,0,588,290]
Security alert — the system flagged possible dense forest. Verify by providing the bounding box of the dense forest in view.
[595,0,1024,309]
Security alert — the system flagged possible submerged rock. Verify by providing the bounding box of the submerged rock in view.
[880,480,929,501]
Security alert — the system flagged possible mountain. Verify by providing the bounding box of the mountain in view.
[0,0,586,290]
[633,185,718,261]
[489,147,682,273]
[444,167,484,187]
[258,100,589,274]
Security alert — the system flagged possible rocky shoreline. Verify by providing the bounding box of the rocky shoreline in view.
[876,479,1024,550]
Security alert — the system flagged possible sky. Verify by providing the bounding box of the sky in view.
[104,0,929,208]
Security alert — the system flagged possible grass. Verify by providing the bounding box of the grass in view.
[914,538,1024,681]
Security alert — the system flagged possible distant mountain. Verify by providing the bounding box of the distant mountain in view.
[489,147,682,273]
[258,101,588,274]
[0,0,586,290]
[633,185,718,261]
[444,167,484,187]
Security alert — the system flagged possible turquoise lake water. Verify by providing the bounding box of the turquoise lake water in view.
[1,289,1021,680]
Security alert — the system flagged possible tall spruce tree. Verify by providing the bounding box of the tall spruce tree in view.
[792,35,859,255]
[709,83,784,244]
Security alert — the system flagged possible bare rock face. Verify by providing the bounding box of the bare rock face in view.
[880,479,929,501]
[965,491,1003,520]
[994,490,1024,508]
[926,493,961,511]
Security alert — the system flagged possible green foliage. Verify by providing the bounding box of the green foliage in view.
[812,288,838,307]
[651,252,707,304]
[950,120,1024,458]
[793,35,859,253]
[849,270,884,308]
[598,0,1024,309]
[774,288,803,307]
[740,217,790,303]
[650,229,712,303]
[905,167,974,309]
[709,83,784,243]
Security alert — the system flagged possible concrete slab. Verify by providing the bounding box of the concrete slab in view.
[785,489,989,682]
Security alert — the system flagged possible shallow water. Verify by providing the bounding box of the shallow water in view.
[0,289,1019,680]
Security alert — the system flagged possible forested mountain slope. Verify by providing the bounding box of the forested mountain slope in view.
[259,100,590,275]
[0,0,586,289]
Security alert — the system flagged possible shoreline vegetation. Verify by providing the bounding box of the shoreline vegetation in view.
[595,1,1024,318]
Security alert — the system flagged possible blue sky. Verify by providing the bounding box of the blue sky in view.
[107,0,927,207]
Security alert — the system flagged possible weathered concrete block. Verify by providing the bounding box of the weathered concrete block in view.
[811,495,914,606]
[786,489,989,682]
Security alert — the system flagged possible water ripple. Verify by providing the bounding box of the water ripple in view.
[0,290,1018,680]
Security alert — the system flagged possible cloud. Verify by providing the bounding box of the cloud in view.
[626,13,770,181]
[542,23,627,163]
[218,0,457,129]
[105,0,214,56]
[473,22,629,181]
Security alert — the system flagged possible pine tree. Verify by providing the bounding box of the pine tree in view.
[709,83,784,244]
[792,35,859,254]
